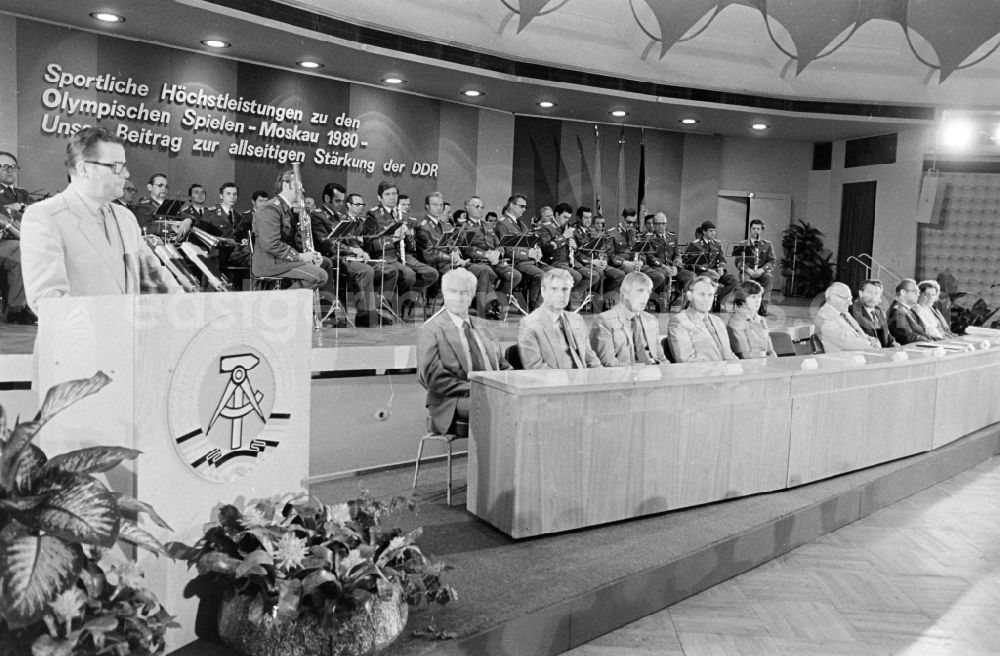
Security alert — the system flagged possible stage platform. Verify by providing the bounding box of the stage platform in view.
[169,418,1000,656]
[0,296,819,480]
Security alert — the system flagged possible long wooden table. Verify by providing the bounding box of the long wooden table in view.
[468,340,1000,538]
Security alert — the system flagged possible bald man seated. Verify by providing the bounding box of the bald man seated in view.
[416,267,510,434]
[814,282,881,352]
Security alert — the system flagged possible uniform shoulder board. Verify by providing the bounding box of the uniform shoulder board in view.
[420,218,430,226]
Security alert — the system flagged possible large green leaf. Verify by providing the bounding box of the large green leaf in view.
[37,372,112,423]
[114,493,172,530]
[0,492,53,513]
[42,447,140,476]
[275,578,302,622]
[194,551,241,575]
[29,633,80,656]
[29,472,120,547]
[0,531,84,628]
[118,520,167,557]
[1,420,43,493]
[234,549,273,579]
[13,442,47,495]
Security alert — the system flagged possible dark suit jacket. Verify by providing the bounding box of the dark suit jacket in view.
[197,205,249,241]
[363,205,402,262]
[734,239,776,273]
[416,311,510,433]
[493,214,535,262]
[251,196,302,276]
[415,214,451,267]
[683,238,726,273]
[849,300,898,348]
[887,300,931,345]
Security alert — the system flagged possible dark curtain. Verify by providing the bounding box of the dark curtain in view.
[837,180,877,294]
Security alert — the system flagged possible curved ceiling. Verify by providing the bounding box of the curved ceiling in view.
[12,0,997,142]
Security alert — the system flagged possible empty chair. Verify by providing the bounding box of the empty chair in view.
[505,344,523,370]
[810,333,825,354]
[769,331,795,357]
[412,417,468,507]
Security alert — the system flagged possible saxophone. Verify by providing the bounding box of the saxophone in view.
[290,162,322,328]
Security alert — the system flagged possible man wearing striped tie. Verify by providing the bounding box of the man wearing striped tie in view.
[518,268,603,369]
[417,268,510,434]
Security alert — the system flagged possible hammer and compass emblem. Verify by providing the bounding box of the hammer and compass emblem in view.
[207,353,266,450]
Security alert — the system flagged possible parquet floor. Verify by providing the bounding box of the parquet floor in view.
[568,456,1000,656]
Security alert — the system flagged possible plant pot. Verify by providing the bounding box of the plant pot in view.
[216,586,408,656]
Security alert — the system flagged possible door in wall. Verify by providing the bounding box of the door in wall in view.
[838,181,877,294]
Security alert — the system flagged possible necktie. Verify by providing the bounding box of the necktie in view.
[463,320,489,372]
[98,204,113,243]
[1,186,13,203]
[631,315,650,364]
[704,315,725,356]
[559,314,583,369]
[841,312,865,337]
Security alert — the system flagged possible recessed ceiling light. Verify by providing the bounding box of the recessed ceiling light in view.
[383,77,405,85]
[610,110,628,118]
[538,101,556,108]
[751,122,769,131]
[201,39,230,49]
[679,118,699,125]
[90,12,124,23]
[463,89,483,97]
[298,61,323,69]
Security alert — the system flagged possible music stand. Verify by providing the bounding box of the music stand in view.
[496,233,537,318]
[731,243,749,282]
[682,249,711,274]
[320,219,368,329]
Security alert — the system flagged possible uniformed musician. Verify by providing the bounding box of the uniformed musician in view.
[734,218,776,316]
[535,203,594,311]
[460,194,521,320]
[683,220,737,311]
[495,193,548,310]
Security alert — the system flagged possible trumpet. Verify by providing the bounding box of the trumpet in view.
[143,234,200,292]
[189,226,240,250]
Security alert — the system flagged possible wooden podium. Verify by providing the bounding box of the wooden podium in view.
[35,290,313,650]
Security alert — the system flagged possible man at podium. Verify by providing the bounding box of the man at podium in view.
[21,127,180,308]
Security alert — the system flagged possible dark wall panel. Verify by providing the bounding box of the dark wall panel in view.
[512,116,561,213]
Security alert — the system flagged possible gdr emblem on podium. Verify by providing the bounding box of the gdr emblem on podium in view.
[167,323,294,483]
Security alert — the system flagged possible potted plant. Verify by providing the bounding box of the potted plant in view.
[0,372,175,656]
[781,220,835,297]
[167,492,456,656]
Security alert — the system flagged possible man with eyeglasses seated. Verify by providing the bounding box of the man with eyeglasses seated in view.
[590,271,665,366]
[887,278,932,345]
[518,268,602,369]
[133,172,193,240]
[815,282,880,352]
[310,190,396,327]
[21,127,180,307]
[0,150,36,324]
[459,194,521,320]
[494,193,548,311]
[667,276,738,362]
[646,212,693,309]
[848,279,897,348]
[913,279,956,340]
[114,180,138,212]
[417,267,510,434]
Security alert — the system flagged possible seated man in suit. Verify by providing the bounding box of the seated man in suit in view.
[848,279,897,348]
[913,279,955,340]
[815,282,881,352]
[667,275,738,362]
[518,267,602,369]
[887,278,932,345]
[726,279,776,358]
[416,268,510,434]
[590,271,665,366]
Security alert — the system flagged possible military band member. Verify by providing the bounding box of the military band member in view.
[114,180,137,211]
[518,268,602,369]
[590,271,666,366]
[364,181,436,315]
[416,268,511,434]
[0,151,35,324]
[574,206,621,309]
[415,192,493,304]
[734,219,776,316]
[536,203,595,311]
[310,191,395,327]
[460,195,521,320]
[683,220,736,310]
[252,169,337,302]
[646,212,693,309]
[667,276,738,362]
[251,190,270,214]
[194,182,251,272]
[181,183,208,222]
[726,280,776,358]
[494,193,548,310]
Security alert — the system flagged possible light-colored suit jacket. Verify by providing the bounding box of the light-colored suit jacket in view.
[726,307,776,358]
[518,307,602,369]
[815,302,876,352]
[667,308,738,362]
[590,303,665,366]
[21,184,178,311]
[416,311,510,434]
